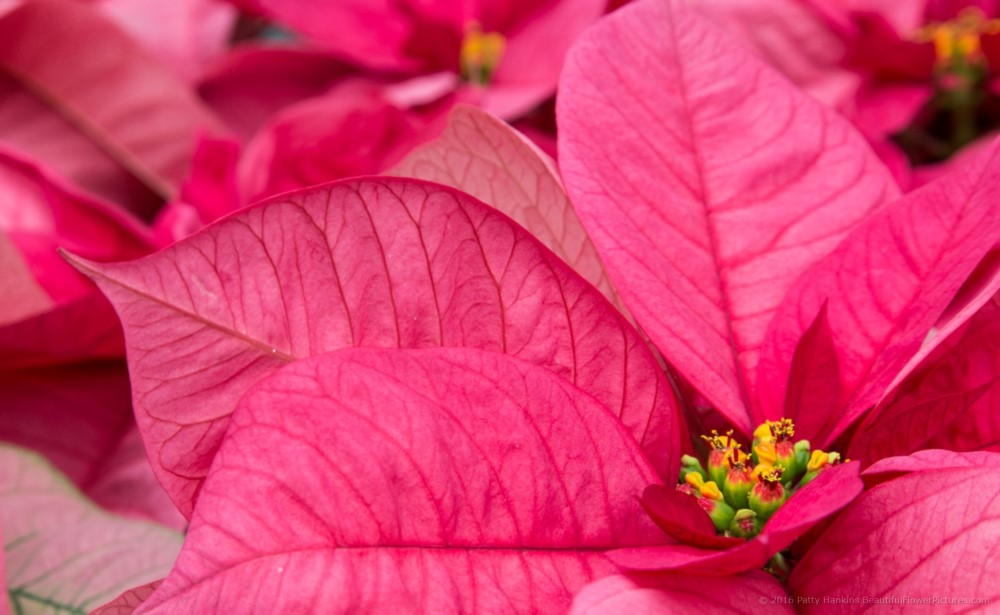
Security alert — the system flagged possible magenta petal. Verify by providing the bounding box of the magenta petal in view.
[0,0,225,218]
[789,453,1000,608]
[197,46,352,140]
[138,348,666,612]
[779,302,841,441]
[849,297,1000,464]
[759,141,1000,444]
[0,446,181,614]
[570,571,793,614]
[390,104,621,307]
[69,177,679,518]
[557,0,897,434]
[640,485,744,550]
[611,462,862,575]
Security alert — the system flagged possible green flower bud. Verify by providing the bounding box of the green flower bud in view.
[679,455,707,483]
[727,509,761,538]
[748,467,786,522]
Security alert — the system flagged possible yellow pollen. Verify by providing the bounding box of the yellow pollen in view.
[460,21,506,84]
[758,466,784,485]
[916,7,1000,65]
[807,450,830,472]
[701,429,736,450]
[766,418,795,440]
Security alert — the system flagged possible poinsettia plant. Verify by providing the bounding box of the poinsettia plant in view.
[2,0,1000,612]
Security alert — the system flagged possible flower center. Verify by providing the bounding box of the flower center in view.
[676,418,844,540]
[459,21,505,85]
[894,8,1000,165]
[916,8,1000,67]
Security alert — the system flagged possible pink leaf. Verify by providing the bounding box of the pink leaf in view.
[0,0,225,218]
[390,104,621,306]
[849,296,1000,464]
[136,348,666,612]
[0,445,181,614]
[93,0,237,82]
[557,0,897,434]
[67,177,679,518]
[570,571,793,614]
[758,141,1000,445]
[0,147,154,306]
[610,462,862,575]
[695,0,858,108]
[789,452,1000,608]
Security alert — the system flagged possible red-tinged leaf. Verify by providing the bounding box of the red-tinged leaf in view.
[0,445,181,615]
[570,571,792,614]
[136,348,667,613]
[391,104,621,306]
[68,177,679,518]
[884,247,1000,396]
[861,449,998,486]
[0,0,225,218]
[788,453,1000,610]
[238,80,437,202]
[849,297,1000,464]
[557,0,897,434]
[0,228,50,326]
[0,360,179,528]
[0,147,154,305]
[640,484,744,550]
[610,462,862,575]
[780,302,841,443]
[758,141,1000,446]
[0,293,125,368]
[197,46,352,140]
[0,362,133,487]
[93,581,163,615]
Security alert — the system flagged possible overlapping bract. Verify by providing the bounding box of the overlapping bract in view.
[71,177,679,518]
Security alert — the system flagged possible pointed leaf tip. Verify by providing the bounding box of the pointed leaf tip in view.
[558,0,897,434]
